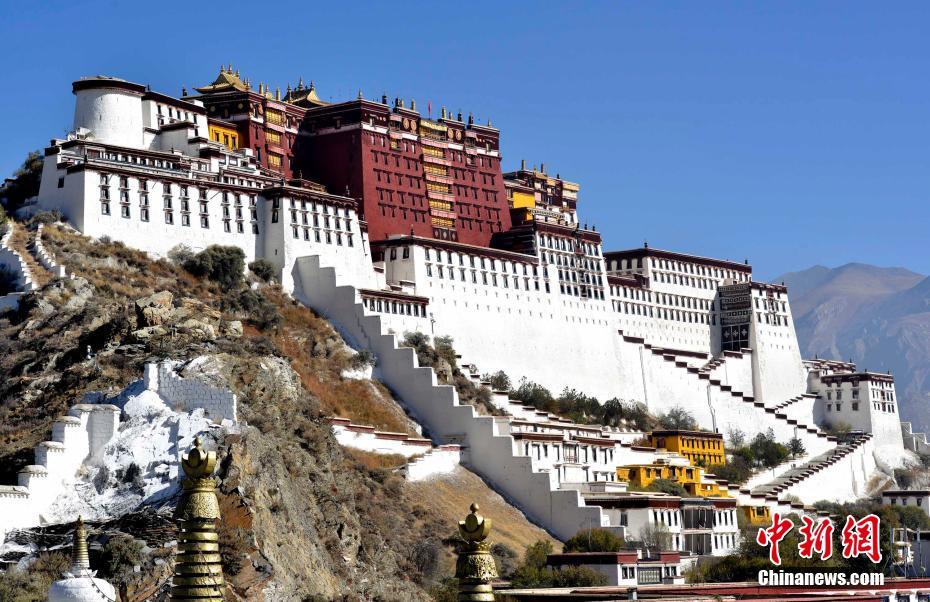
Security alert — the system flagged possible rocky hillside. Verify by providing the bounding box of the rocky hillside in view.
[0,221,549,601]
[777,263,930,432]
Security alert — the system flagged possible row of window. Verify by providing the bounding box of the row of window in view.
[290,226,354,247]
[613,300,715,325]
[99,199,260,234]
[426,263,545,292]
[540,235,601,257]
[361,296,427,318]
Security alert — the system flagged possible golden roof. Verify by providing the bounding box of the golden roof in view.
[283,79,329,107]
[195,65,249,94]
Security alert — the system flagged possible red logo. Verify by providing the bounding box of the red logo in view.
[841,514,882,563]
[756,512,794,565]
[798,516,835,560]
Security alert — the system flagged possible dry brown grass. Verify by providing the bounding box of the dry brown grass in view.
[345,448,408,470]
[264,289,416,435]
[406,466,560,554]
[40,225,416,435]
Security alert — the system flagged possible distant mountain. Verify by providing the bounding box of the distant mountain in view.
[775,263,930,431]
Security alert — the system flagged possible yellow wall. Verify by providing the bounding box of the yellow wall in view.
[209,124,239,150]
[616,463,728,498]
[740,505,771,526]
[511,190,536,210]
[650,432,726,466]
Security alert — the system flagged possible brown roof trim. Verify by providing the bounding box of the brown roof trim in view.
[605,247,752,273]
[142,90,207,114]
[527,221,602,244]
[73,77,146,96]
[159,120,197,132]
[359,288,430,304]
[511,432,565,443]
[547,552,640,566]
[821,372,894,383]
[650,430,722,439]
[584,496,681,509]
[261,185,357,208]
[750,280,788,294]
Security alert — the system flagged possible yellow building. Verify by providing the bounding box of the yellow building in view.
[616,461,728,498]
[649,430,726,467]
[208,120,239,150]
[740,505,772,526]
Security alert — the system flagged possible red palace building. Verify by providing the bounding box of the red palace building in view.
[191,67,592,251]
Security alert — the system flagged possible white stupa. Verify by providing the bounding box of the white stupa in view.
[47,516,117,602]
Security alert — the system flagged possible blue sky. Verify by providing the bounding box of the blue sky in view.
[1,1,927,280]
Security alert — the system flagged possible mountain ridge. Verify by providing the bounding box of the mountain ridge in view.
[775,262,930,432]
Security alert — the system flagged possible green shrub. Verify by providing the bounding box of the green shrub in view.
[657,406,699,430]
[249,259,276,282]
[167,243,195,265]
[491,542,519,578]
[563,528,625,553]
[350,349,376,370]
[483,370,511,391]
[29,210,62,226]
[100,533,145,588]
[0,150,43,211]
[646,478,689,497]
[708,457,752,485]
[183,245,245,288]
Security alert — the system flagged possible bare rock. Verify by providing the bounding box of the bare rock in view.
[130,325,167,342]
[135,291,173,326]
[222,320,243,338]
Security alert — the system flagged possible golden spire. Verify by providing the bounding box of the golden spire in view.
[71,516,91,574]
[170,437,225,601]
[455,503,497,601]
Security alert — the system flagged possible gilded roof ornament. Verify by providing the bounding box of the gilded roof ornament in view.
[71,516,91,574]
[170,436,225,601]
[455,503,497,601]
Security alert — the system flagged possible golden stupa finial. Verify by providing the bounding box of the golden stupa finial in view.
[71,515,91,574]
[298,77,304,90]
[220,65,225,74]
[455,502,497,601]
[170,436,224,601]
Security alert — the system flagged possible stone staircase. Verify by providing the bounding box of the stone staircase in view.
[294,255,607,540]
[746,434,873,499]
[618,330,836,454]
[8,223,51,288]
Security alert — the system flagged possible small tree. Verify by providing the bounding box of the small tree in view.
[183,245,246,288]
[657,406,698,431]
[563,528,625,553]
[638,523,672,557]
[727,427,746,448]
[483,370,511,392]
[787,437,805,458]
[0,150,43,210]
[248,259,276,282]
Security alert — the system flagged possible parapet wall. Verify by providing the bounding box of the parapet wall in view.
[0,222,35,312]
[143,362,237,423]
[0,404,120,543]
[329,417,432,457]
[34,223,69,279]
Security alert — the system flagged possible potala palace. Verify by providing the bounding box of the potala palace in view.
[2,68,924,563]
